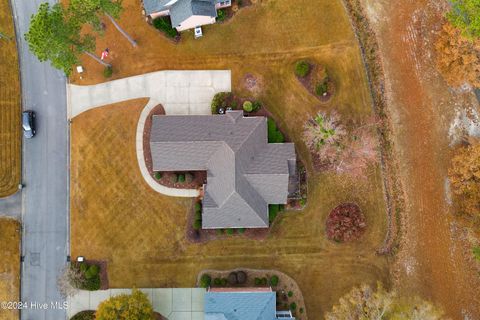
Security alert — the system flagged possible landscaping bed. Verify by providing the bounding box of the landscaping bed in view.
[186,200,287,243]
[326,203,366,242]
[69,260,108,291]
[197,268,307,319]
[143,104,206,190]
[216,0,254,24]
[149,16,180,43]
[294,60,335,103]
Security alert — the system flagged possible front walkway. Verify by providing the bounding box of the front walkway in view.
[68,70,231,197]
[67,288,206,319]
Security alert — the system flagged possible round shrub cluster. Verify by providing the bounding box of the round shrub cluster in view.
[294,60,310,77]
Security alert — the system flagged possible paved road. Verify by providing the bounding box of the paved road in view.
[10,0,69,319]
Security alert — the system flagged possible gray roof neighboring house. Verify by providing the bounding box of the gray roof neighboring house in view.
[150,110,296,229]
[144,0,218,28]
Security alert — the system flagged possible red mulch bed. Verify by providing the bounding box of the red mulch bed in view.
[220,0,254,21]
[295,62,335,103]
[143,104,206,189]
[326,203,366,242]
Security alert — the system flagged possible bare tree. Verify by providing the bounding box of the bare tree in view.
[57,265,83,298]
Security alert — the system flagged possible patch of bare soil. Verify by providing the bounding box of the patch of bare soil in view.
[359,0,480,317]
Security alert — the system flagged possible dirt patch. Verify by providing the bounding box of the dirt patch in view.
[358,0,480,317]
[326,203,366,242]
[198,268,307,319]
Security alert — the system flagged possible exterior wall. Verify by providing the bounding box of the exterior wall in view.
[176,15,216,31]
[216,0,232,8]
[149,9,170,19]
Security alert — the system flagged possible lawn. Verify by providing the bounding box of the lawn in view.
[0,218,21,320]
[0,0,21,197]
[70,0,390,316]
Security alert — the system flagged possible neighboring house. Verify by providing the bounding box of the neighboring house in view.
[143,0,232,31]
[205,287,295,320]
[149,110,297,229]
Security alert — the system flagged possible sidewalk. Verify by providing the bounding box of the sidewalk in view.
[67,288,206,319]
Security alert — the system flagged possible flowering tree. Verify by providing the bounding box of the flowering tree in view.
[96,289,154,320]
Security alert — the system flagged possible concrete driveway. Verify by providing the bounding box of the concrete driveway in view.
[68,70,231,118]
[67,288,205,320]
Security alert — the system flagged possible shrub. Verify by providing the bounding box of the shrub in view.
[84,264,99,279]
[315,81,328,96]
[192,219,202,230]
[200,274,211,288]
[217,9,227,22]
[300,307,304,314]
[211,92,231,114]
[194,211,202,221]
[83,276,101,291]
[185,173,194,183]
[269,204,280,223]
[254,277,261,285]
[152,17,178,38]
[252,101,262,111]
[96,289,153,319]
[220,278,228,286]
[288,291,293,297]
[236,271,247,284]
[228,272,238,285]
[290,302,297,311]
[216,229,224,235]
[154,172,162,180]
[169,174,177,184]
[103,66,113,78]
[261,277,267,285]
[177,173,185,183]
[226,228,234,235]
[238,0,243,6]
[237,228,245,234]
[214,278,222,286]
[267,118,285,143]
[79,262,88,273]
[195,202,202,213]
[295,60,310,77]
[269,275,279,286]
[231,100,238,109]
[243,101,253,112]
[474,246,480,261]
[70,310,95,320]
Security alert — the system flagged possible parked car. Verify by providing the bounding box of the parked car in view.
[22,110,36,139]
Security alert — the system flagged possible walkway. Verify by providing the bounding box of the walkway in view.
[67,70,231,118]
[68,70,231,198]
[0,191,21,218]
[67,288,206,320]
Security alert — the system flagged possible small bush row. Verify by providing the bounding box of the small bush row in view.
[152,16,178,38]
[215,228,245,235]
[267,118,285,143]
[193,201,202,230]
[242,100,262,113]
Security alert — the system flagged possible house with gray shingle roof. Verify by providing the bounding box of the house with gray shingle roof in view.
[205,287,295,320]
[143,0,232,31]
[149,110,296,229]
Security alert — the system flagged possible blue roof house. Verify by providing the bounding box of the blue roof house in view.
[204,288,295,320]
[143,0,232,31]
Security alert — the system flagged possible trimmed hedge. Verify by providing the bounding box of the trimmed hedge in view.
[200,274,211,288]
[193,219,202,230]
[294,60,310,77]
[267,118,285,143]
[152,17,178,38]
[70,310,95,320]
[268,204,281,223]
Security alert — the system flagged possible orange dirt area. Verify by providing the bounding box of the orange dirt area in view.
[0,218,21,320]
[361,0,480,318]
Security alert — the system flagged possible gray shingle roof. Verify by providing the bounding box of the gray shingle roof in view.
[150,110,296,229]
[144,0,217,27]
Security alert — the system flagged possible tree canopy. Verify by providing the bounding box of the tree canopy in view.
[447,0,480,39]
[95,289,154,320]
[325,284,448,320]
[25,3,95,75]
[449,141,480,221]
[68,0,123,31]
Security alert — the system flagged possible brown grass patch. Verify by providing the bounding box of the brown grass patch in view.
[0,218,21,320]
[0,0,21,197]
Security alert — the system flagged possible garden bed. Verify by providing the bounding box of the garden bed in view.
[216,0,254,24]
[197,268,307,319]
[143,104,206,189]
[186,200,290,243]
[70,260,108,291]
[149,16,181,43]
[294,60,335,103]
